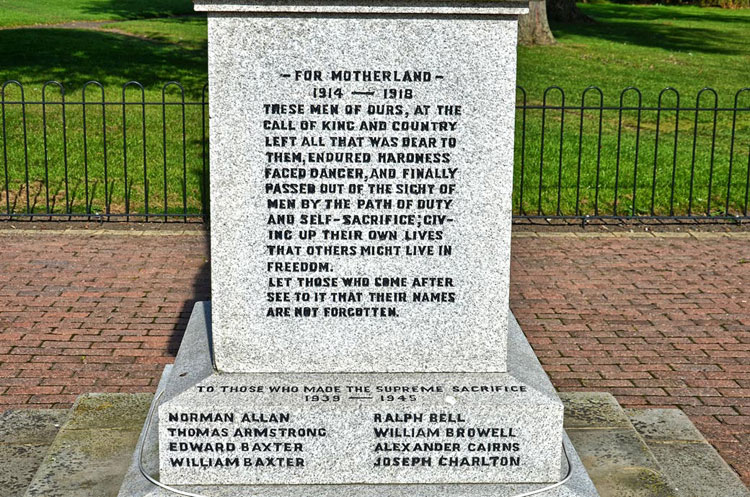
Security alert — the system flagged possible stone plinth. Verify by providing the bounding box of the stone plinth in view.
[198,0,527,374]
[157,304,563,485]
[116,1,601,495]
[116,302,601,496]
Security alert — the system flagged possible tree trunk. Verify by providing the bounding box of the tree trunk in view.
[518,0,556,46]
[546,0,591,23]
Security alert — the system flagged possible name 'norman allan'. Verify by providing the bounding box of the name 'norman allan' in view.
[167,412,289,423]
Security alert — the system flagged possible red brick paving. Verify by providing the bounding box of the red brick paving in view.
[0,229,210,408]
[0,228,748,483]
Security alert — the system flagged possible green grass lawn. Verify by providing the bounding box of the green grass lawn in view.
[100,17,207,51]
[0,0,195,27]
[517,3,750,217]
[0,1,748,219]
[0,11,208,218]
[519,2,750,100]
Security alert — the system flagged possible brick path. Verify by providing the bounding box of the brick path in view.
[511,231,750,484]
[0,228,748,482]
[0,229,210,408]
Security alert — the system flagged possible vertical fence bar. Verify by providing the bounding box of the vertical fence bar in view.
[140,87,148,220]
[202,84,209,222]
[727,88,750,216]
[162,85,170,220]
[20,84,30,215]
[575,88,588,216]
[689,90,704,216]
[703,89,719,216]
[122,82,147,220]
[516,86,527,216]
[613,91,624,216]
[42,84,51,215]
[652,90,662,216]
[81,85,91,217]
[61,88,70,216]
[83,81,109,219]
[1,81,31,217]
[555,89,565,216]
[577,87,603,217]
[614,88,641,216]
[180,89,187,220]
[539,86,564,216]
[538,91,547,215]
[42,82,66,216]
[593,90,604,217]
[162,82,188,221]
[1,82,13,216]
[652,88,678,216]
[630,90,643,216]
[122,86,129,221]
[99,85,110,219]
[668,91,681,216]
[575,95,583,217]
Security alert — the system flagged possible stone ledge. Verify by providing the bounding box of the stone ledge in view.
[0,409,68,497]
[194,0,529,16]
[12,392,746,496]
[626,408,750,497]
[22,394,151,497]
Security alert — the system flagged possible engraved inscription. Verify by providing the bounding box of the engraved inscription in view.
[263,68,461,320]
[161,381,531,477]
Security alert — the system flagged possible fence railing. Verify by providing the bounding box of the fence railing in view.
[1,80,209,222]
[1,81,749,223]
[516,86,750,222]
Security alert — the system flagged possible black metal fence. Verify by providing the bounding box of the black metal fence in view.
[516,86,750,223]
[1,80,209,222]
[1,81,749,223]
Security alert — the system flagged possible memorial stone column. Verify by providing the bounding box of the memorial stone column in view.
[117,2,601,496]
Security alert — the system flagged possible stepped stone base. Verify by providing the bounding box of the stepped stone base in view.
[7,390,747,496]
[117,302,599,497]
[0,409,68,497]
[626,408,750,497]
[9,325,746,497]
[22,394,152,497]
[562,392,750,497]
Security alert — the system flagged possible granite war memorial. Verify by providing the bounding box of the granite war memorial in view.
[119,1,600,495]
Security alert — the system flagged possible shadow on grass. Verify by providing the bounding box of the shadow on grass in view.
[103,17,208,52]
[80,0,195,19]
[552,4,748,56]
[0,28,206,96]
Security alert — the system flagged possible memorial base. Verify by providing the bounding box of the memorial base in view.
[117,302,600,496]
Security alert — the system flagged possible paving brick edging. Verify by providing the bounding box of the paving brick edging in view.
[0,228,205,236]
[0,228,748,483]
[2,227,750,238]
